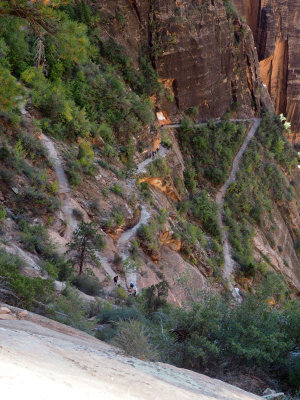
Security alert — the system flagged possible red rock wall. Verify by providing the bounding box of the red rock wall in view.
[233,0,300,136]
[99,0,273,121]
[149,0,271,120]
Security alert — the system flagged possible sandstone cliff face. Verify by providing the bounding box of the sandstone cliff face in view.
[233,0,300,142]
[149,0,271,119]
[0,313,262,400]
[99,0,272,121]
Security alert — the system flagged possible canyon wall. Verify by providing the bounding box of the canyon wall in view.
[99,0,272,121]
[233,0,300,144]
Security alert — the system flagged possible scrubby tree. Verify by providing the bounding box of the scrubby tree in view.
[67,221,105,275]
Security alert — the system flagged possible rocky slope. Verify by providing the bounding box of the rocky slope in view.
[0,304,262,400]
[233,0,300,143]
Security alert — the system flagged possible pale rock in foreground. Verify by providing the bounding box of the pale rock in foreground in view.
[0,306,262,400]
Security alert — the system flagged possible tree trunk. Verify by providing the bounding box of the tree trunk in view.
[78,243,86,275]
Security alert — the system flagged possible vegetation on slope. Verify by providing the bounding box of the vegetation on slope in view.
[0,1,299,397]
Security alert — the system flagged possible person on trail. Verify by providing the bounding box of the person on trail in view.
[152,151,155,157]
[156,147,159,154]
[113,276,118,285]
[130,282,134,289]
[133,288,137,297]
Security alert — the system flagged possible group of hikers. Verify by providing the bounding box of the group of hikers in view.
[150,146,160,158]
[113,276,137,297]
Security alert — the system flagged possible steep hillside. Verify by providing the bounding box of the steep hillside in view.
[0,1,300,397]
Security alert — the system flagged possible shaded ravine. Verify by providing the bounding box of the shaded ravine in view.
[216,118,261,297]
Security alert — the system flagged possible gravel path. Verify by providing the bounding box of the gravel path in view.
[215,118,261,297]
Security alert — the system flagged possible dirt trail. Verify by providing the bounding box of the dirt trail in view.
[117,206,151,289]
[41,134,78,240]
[96,207,151,291]
[136,147,169,174]
[41,134,152,291]
[216,118,261,297]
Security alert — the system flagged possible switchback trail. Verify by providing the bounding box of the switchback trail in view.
[216,118,261,297]
[41,134,150,292]
[40,134,78,240]
[95,207,151,291]
[136,146,169,174]
[137,118,261,298]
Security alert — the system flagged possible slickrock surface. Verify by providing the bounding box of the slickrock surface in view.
[0,306,262,400]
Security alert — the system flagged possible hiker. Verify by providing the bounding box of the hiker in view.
[156,147,159,154]
[133,288,137,297]
[152,151,155,157]
[130,282,134,289]
[113,275,118,285]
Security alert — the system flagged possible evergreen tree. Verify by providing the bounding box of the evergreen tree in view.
[67,222,105,275]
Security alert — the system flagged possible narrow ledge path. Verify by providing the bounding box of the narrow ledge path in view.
[215,118,261,297]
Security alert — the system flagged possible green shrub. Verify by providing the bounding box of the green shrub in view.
[16,131,48,161]
[138,281,169,319]
[192,190,220,238]
[149,158,170,177]
[98,306,145,324]
[19,221,49,254]
[22,187,59,212]
[110,183,124,197]
[110,319,159,360]
[66,160,82,187]
[0,168,15,186]
[104,208,125,230]
[0,206,6,225]
[53,286,92,332]
[139,181,152,202]
[72,270,103,296]
[178,121,246,187]
[0,249,54,309]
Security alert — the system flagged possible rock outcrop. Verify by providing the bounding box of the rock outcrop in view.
[233,0,300,142]
[0,306,262,400]
[99,0,272,121]
[150,0,272,119]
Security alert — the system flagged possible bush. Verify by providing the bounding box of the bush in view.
[110,319,159,360]
[192,190,220,238]
[0,168,15,186]
[66,160,82,187]
[139,281,169,318]
[104,208,125,230]
[53,286,92,332]
[178,121,246,187]
[98,306,145,324]
[0,206,6,225]
[19,221,49,254]
[0,249,54,309]
[149,158,170,177]
[72,270,103,296]
[22,187,59,212]
[110,183,124,197]
[16,131,48,161]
